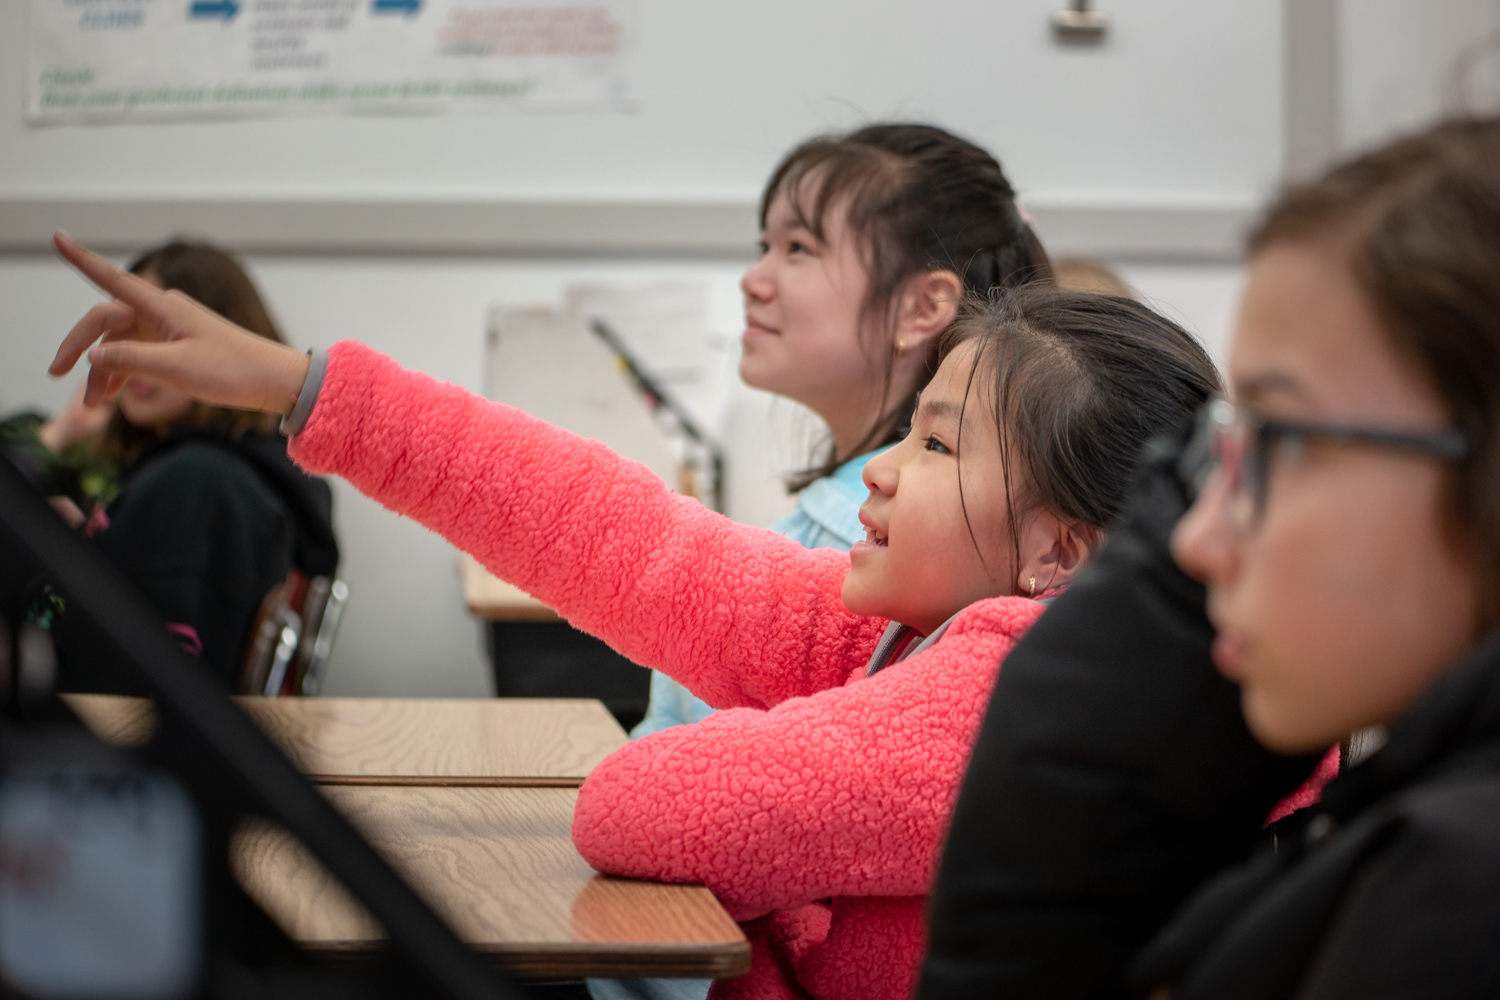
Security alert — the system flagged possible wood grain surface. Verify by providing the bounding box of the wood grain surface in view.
[62,695,627,785]
[232,786,750,979]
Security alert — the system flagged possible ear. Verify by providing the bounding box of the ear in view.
[893,269,963,355]
[1014,510,1100,597]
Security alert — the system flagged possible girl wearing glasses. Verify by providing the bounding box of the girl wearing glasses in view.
[1131,117,1500,996]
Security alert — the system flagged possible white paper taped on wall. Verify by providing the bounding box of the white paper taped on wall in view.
[26,0,638,123]
[564,282,738,439]
[485,282,734,509]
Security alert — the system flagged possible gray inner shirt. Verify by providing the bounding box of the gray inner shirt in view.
[864,613,958,676]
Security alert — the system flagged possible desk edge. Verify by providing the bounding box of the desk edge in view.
[300,940,753,980]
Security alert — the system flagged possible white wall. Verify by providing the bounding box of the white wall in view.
[2,1,1284,209]
[1341,0,1500,156]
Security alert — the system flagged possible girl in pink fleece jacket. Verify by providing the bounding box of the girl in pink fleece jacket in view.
[49,235,1221,1000]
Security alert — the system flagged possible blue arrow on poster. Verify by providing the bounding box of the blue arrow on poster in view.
[188,0,239,20]
[372,0,421,15]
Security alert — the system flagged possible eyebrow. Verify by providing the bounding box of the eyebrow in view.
[764,217,819,241]
[1234,370,1311,404]
[915,396,963,422]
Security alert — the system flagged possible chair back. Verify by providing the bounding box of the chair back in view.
[238,572,348,696]
[296,578,348,696]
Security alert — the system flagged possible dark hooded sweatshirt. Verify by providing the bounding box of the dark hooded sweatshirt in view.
[63,431,338,692]
[1131,629,1500,999]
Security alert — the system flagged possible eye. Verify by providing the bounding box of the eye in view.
[924,435,950,454]
[757,241,770,257]
[788,240,810,255]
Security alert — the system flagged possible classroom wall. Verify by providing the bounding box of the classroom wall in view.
[1341,0,1500,156]
[1,0,1284,208]
[2,0,1496,697]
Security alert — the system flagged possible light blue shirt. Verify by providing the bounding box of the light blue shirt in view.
[630,446,890,738]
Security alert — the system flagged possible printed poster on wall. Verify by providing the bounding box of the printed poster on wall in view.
[26,0,639,123]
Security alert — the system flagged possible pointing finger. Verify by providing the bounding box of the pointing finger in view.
[53,232,173,325]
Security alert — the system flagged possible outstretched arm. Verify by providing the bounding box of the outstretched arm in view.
[47,233,879,708]
[289,341,880,708]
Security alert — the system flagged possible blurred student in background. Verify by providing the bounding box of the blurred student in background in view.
[632,123,1054,743]
[5,242,339,691]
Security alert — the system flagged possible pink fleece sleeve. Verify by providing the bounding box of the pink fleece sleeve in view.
[573,598,1043,919]
[287,340,884,709]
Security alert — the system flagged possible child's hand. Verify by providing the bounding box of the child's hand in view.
[49,232,310,416]
[46,496,87,530]
[37,382,112,453]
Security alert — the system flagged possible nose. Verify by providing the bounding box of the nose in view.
[862,445,899,499]
[741,251,773,304]
[1170,472,1240,585]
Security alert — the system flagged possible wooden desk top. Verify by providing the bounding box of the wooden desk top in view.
[234,785,751,980]
[460,554,558,622]
[63,695,627,787]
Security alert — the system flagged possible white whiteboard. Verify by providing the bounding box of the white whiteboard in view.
[1,0,1282,211]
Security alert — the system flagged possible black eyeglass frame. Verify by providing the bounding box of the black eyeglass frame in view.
[1201,398,1471,529]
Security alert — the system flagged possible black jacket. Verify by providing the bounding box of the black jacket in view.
[919,432,1323,1000]
[1132,630,1500,999]
[63,431,337,691]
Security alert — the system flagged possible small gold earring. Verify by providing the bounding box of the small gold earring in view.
[896,338,907,352]
[1029,576,1036,599]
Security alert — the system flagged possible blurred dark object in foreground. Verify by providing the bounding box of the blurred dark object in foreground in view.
[0,450,518,1000]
